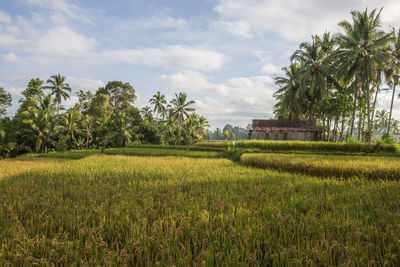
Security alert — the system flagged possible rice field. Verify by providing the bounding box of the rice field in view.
[197,140,400,154]
[240,153,400,180]
[0,153,399,265]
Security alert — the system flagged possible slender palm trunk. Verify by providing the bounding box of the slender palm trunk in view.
[388,84,397,135]
[327,118,331,141]
[366,75,372,142]
[358,109,362,141]
[350,86,358,138]
[340,115,346,141]
[371,84,379,123]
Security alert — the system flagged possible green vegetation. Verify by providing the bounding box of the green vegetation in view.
[197,140,400,153]
[0,154,399,265]
[274,8,400,142]
[241,153,400,180]
[0,78,210,158]
[105,147,223,158]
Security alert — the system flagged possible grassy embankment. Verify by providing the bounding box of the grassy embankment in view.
[0,154,399,265]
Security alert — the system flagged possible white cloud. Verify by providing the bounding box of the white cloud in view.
[23,0,91,24]
[103,46,226,71]
[68,77,105,93]
[36,27,97,56]
[261,63,281,75]
[159,71,276,127]
[0,52,21,63]
[212,0,400,40]
[159,70,229,94]
[0,10,11,24]
[121,16,189,31]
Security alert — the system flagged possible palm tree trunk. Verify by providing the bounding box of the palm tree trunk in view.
[371,84,379,123]
[327,118,331,141]
[350,86,358,138]
[388,84,397,135]
[358,109,362,141]
[340,115,345,142]
[322,116,326,141]
[366,75,372,142]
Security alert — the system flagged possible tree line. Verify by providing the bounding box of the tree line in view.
[0,75,209,157]
[273,8,400,142]
[207,124,252,140]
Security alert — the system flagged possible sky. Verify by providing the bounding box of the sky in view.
[1,0,400,129]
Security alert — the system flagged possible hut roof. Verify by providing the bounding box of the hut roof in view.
[252,120,318,132]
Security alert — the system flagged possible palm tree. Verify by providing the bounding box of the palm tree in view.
[291,33,340,113]
[0,118,17,158]
[170,92,195,129]
[18,104,56,153]
[44,74,71,113]
[273,63,304,119]
[81,114,93,149]
[58,109,82,149]
[334,8,393,141]
[149,91,167,118]
[140,106,153,121]
[386,28,400,135]
[108,112,134,147]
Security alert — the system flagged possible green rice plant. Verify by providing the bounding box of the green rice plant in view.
[0,155,399,265]
[21,149,100,159]
[241,153,400,180]
[126,144,224,152]
[197,140,400,154]
[104,147,224,158]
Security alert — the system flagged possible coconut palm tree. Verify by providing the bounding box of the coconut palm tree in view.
[18,101,56,153]
[81,114,93,149]
[291,33,340,112]
[170,92,195,129]
[140,106,153,121]
[385,28,400,135]
[108,112,135,147]
[44,74,71,113]
[273,63,304,119]
[149,91,167,118]
[334,8,393,141]
[58,109,82,149]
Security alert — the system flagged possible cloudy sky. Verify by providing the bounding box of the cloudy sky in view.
[1,0,400,128]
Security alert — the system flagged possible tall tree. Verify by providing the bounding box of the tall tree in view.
[149,91,167,118]
[97,81,136,112]
[170,92,195,128]
[335,8,393,141]
[21,78,44,99]
[44,74,71,112]
[0,87,12,117]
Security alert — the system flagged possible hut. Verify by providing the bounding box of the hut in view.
[250,120,319,141]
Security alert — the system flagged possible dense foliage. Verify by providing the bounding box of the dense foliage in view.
[0,77,209,157]
[207,124,252,140]
[274,8,400,142]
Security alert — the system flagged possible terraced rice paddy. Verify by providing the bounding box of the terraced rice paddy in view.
[0,152,399,265]
[241,153,400,180]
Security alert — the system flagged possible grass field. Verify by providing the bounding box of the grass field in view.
[0,152,399,265]
[105,147,224,158]
[197,140,400,154]
[241,153,400,180]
